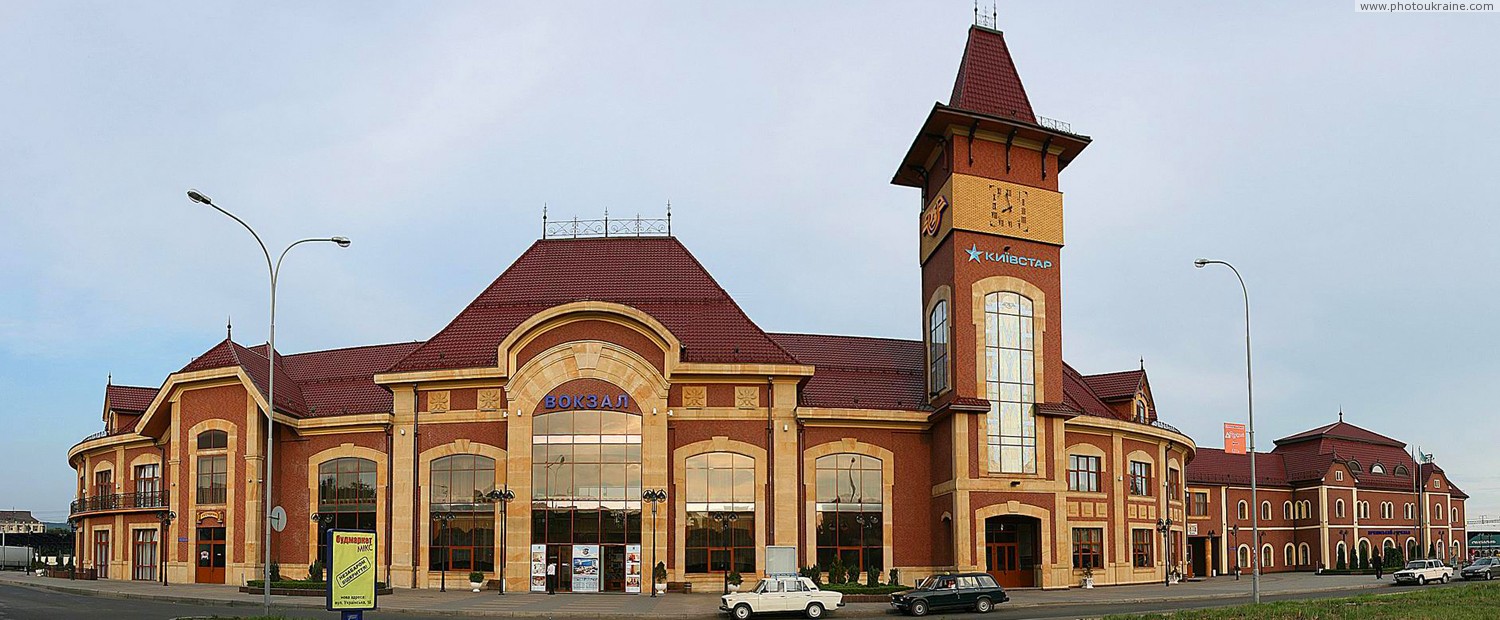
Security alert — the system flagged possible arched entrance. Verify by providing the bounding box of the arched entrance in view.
[530,406,643,592]
[194,516,226,584]
[983,516,1039,588]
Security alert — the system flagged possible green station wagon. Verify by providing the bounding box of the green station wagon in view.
[890,573,1009,616]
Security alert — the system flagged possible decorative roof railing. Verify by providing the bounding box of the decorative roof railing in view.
[1036,115,1074,135]
[542,206,672,239]
[1151,419,1185,436]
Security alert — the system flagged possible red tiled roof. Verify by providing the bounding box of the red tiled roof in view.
[1062,363,1119,419]
[1275,420,1404,448]
[1080,370,1142,402]
[768,333,927,411]
[389,238,798,372]
[105,384,157,414]
[1186,447,1289,487]
[261,342,423,417]
[949,26,1036,124]
[179,339,310,416]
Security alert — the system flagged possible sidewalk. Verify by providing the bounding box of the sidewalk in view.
[0,571,1397,618]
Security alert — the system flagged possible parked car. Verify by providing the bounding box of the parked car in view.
[1392,559,1453,585]
[720,576,844,620]
[1462,557,1500,581]
[890,573,1009,616]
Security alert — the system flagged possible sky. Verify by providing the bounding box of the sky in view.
[2,1,1499,525]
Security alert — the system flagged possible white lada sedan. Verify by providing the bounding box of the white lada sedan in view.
[720,576,845,619]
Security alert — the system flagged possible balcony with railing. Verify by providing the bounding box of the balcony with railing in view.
[69,490,171,517]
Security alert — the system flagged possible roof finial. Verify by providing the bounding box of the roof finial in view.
[107,373,112,386]
[1338,406,1343,422]
[666,199,673,235]
[1139,356,1145,370]
[227,315,233,341]
[542,202,549,239]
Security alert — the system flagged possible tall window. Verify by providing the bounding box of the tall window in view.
[530,409,644,560]
[430,454,497,573]
[317,457,377,566]
[93,530,110,579]
[1190,492,1209,517]
[1261,501,1271,521]
[196,456,227,504]
[685,453,755,574]
[1072,528,1103,569]
[984,291,1036,474]
[1167,468,1181,500]
[1131,529,1153,568]
[93,470,114,509]
[134,463,162,508]
[1337,499,1345,518]
[928,300,948,394]
[815,454,883,572]
[1135,401,1147,423]
[1237,500,1248,520]
[1067,455,1101,492]
[1129,461,1152,496]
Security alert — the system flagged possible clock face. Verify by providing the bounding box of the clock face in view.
[988,184,1029,234]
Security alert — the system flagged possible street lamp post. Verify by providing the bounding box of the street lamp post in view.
[1156,518,1174,587]
[711,511,739,594]
[484,488,516,595]
[643,489,666,596]
[1194,258,1260,604]
[188,189,349,615]
[1230,524,1240,580]
[155,511,176,586]
[68,519,79,580]
[432,512,456,592]
[310,512,335,580]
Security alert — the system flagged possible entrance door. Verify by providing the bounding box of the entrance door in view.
[1190,538,1208,578]
[984,516,1037,588]
[603,545,626,592]
[195,524,226,584]
[93,530,110,579]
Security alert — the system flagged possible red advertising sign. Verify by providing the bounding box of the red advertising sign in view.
[1224,423,1247,455]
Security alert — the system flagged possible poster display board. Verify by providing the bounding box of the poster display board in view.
[1224,423,1247,454]
[625,544,642,593]
[325,529,377,613]
[530,544,547,592]
[572,544,600,593]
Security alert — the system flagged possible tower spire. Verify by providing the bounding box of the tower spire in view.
[227,315,233,341]
[1338,406,1343,423]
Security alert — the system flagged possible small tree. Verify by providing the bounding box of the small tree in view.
[308,560,324,582]
[1428,542,1437,559]
[888,568,899,587]
[827,558,845,584]
[1358,546,1369,570]
[800,564,823,585]
[653,561,668,585]
[866,564,880,587]
[270,562,282,582]
[1336,549,1348,571]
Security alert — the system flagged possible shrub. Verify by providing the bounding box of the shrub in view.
[469,571,485,584]
[1359,546,1369,570]
[1336,549,1348,571]
[799,565,822,585]
[888,568,899,587]
[653,561,667,584]
[827,558,845,585]
[269,562,282,582]
[866,565,880,587]
[307,560,324,582]
[727,571,743,586]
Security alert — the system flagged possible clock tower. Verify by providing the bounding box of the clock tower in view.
[893,23,1092,569]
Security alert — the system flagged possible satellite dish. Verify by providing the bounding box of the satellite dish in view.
[270,506,287,533]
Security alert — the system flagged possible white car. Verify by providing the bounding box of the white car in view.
[1392,559,1454,585]
[720,576,845,619]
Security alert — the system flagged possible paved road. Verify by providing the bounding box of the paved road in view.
[0,580,1483,620]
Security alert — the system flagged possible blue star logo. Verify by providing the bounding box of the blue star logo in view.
[966,244,984,262]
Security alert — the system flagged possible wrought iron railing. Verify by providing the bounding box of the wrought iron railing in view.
[1036,115,1074,135]
[543,214,671,239]
[70,490,170,515]
[76,429,110,444]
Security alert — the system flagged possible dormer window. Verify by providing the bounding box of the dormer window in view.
[1346,460,1361,474]
[1370,464,1385,475]
[1394,465,1408,476]
[1135,400,1146,423]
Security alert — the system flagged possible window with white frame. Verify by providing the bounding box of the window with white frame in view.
[984,292,1037,474]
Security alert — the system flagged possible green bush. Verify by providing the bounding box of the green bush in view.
[822,583,909,595]
[468,571,485,583]
[888,568,899,587]
[727,571,743,586]
[269,562,282,582]
[866,565,881,587]
[799,565,823,585]
[307,560,324,582]
[1336,549,1348,570]
[827,558,845,585]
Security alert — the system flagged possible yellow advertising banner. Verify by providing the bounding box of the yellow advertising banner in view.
[327,529,377,611]
[919,173,1064,262]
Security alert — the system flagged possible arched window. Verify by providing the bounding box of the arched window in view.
[1283,501,1292,520]
[1382,502,1392,520]
[196,430,228,450]
[1346,460,1361,474]
[1436,539,1447,560]
[983,291,1036,474]
[1261,501,1271,521]
[1237,500,1248,520]
[1299,543,1310,566]
[1261,543,1274,568]
[1336,499,1345,518]
[1237,545,1251,570]
[1284,543,1294,567]
[430,454,497,573]
[928,299,948,395]
[1359,539,1370,565]
[1371,463,1385,475]
[1407,538,1419,561]
[1135,400,1147,423]
[1406,504,1414,520]
[1434,503,1443,522]
[1394,465,1408,476]
[685,452,755,574]
[531,407,644,580]
[1337,541,1348,566]
[1452,540,1461,559]
[815,454,883,572]
[1452,507,1459,523]
[316,457,376,565]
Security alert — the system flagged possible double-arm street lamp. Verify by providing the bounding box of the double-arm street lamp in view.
[1156,518,1174,587]
[711,511,739,594]
[155,510,176,586]
[432,512,457,592]
[483,488,516,595]
[188,189,349,615]
[1194,258,1260,604]
[643,489,667,596]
